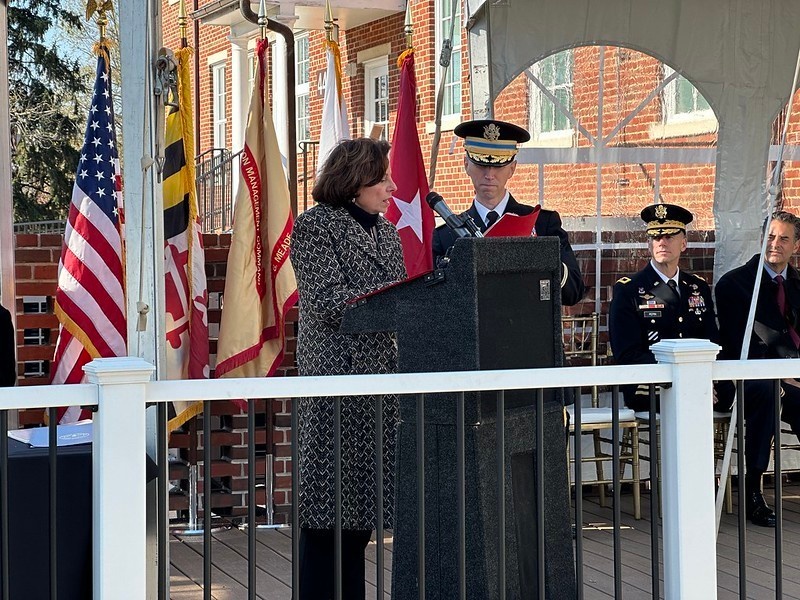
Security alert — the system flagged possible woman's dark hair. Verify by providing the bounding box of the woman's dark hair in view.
[312,138,391,207]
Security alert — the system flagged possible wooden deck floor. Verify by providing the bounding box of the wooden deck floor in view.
[169,482,800,599]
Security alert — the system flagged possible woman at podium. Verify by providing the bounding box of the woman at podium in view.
[290,137,407,600]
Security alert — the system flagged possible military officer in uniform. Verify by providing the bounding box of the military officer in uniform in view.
[431,119,586,306]
[609,203,717,411]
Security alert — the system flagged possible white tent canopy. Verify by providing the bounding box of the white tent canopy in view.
[466,0,800,276]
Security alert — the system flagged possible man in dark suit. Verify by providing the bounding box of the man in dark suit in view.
[609,203,717,411]
[716,210,800,527]
[431,119,586,306]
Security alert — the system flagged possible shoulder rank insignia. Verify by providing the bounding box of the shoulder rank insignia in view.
[617,276,631,284]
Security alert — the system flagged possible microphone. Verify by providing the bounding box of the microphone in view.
[425,192,483,238]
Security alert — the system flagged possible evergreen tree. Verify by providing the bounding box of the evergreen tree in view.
[9,0,86,222]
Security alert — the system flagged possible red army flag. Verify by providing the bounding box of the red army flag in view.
[385,48,434,277]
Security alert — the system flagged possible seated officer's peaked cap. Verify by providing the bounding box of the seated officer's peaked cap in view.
[454,119,530,167]
[640,203,694,237]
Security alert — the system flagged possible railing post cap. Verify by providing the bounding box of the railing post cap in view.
[83,357,155,384]
[651,338,720,364]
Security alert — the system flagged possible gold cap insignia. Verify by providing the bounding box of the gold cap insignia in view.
[655,204,668,220]
[483,123,501,141]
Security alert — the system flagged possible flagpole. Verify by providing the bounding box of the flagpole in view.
[404,0,413,50]
[0,0,16,386]
[238,0,298,215]
[324,0,334,43]
[257,0,277,529]
[178,0,187,49]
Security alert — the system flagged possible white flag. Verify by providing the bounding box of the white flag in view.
[317,39,350,173]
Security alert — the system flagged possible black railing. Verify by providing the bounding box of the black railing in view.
[299,140,318,213]
[196,148,239,233]
[13,220,66,235]
[5,376,798,598]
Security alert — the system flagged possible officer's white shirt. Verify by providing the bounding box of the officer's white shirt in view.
[650,259,681,296]
[474,191,511,224]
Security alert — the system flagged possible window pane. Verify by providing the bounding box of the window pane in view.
[676,78,694,114]
[296,36,310,85]
[554,88,570,131]
[532,50,573,136]
[297,94,310,142]
[437,0,461,118]
[695,92,711,111]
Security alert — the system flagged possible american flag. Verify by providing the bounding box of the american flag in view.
[52,47,126,423]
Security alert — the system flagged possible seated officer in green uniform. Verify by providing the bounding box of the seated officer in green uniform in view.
[609,203,718,411]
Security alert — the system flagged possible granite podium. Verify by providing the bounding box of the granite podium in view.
[340,237,576,599]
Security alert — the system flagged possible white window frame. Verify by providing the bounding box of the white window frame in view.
[211,61,227,149]
[434,0,462,129]
[295,33,311,146]
[662,66,714,123]
[22,296,48,314]
[23,328,48,346]
[654,65,717,138]
[364,57,389,139]
[248,50,256,97]
[528,50,575,147]
[23,360,48,378]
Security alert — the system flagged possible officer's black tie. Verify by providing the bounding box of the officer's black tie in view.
[484,210,500,232]
[667,279,679,299]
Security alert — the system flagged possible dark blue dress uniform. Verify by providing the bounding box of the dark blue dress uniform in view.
[609,264,718,411]
[431,194,586,306]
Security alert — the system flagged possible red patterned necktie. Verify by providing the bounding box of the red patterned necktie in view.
[775,275,800,348]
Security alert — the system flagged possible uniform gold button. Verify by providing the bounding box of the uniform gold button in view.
[679,334,683,337]
[678,317,683,322]
[651,320,656,324]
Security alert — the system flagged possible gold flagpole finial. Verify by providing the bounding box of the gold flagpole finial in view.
[178,0,188,48]
[324,0,334,43]
[258,0,268,40]
[404,0,413,49]
[86,0,113,42]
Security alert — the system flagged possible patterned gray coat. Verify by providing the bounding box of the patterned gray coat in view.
[290,203,406,530]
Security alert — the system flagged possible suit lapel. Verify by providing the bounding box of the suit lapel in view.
[646,265,676,308]
[466,203,483,228]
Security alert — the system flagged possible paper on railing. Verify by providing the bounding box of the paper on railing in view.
[8,420,93,447]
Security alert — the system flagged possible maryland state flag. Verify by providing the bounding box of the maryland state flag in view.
[215,39,298,381]
[385,48,434,277]
[162,46,210,431]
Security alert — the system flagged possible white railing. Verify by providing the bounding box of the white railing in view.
[4,340,800,599]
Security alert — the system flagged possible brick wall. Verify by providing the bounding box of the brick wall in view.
[14,232,297,523]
